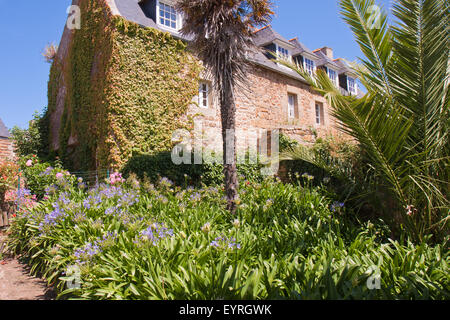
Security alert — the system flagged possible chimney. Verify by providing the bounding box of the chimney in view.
[318,47,333,59]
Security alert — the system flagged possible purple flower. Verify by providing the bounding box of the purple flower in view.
[190,192,201,202]
[140,222,173,246]
[330,201,345,212]
[210,236,241,250]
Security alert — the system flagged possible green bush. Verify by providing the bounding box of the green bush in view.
[18,156,76,200]
[122,151,265,186]
[10,110,50,159]
[6,168,449,300]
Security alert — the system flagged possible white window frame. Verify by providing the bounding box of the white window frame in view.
[288,94,296,119]
[347,76,358,95]
[304,58,316,76]
[275,44,292,63]
[198,81,210,108]
[327,68,338,86]
[315,103,323,125]
[156,0,182,31]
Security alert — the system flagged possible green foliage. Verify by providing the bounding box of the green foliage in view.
[281,0,449,243]
[0,161,19,204]
[10,110,49,159]
[18,156,76,200]
[5,166,449,300]
[281,135,361,188]
[278,133,299,152]
[122,152,265,186]
[46,0,201,171]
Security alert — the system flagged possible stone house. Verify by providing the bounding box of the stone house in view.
[0,118,14,162]
[48,0,360,170]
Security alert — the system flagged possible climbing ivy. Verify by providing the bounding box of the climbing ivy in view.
[46,0,201,171]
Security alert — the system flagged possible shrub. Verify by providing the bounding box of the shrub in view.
[0,161,20,204]
[278,133,299,152]
[6,167,449,300]
[18,156,76,200]
[122,151,265,186]
[10,110,50,159]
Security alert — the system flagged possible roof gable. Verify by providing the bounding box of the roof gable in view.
[288,37,316,58]
[314,50,341,70]
[0,118,11,138]
[253,26,293,48]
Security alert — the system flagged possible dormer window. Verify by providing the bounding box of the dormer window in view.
[304,58,315,76]
[327,68,338,86]
[348,76,357,95]
[276,44,291,62]
[157,1,181,31]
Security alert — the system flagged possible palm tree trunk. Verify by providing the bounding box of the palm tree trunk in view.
[220,79,238,214]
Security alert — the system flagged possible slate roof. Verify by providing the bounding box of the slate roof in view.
[111,0,357,86]
[0,117,11,138]
[333,58,356,75]
[314,50,341,70]
[253,26,292,47]
[288,37,316,58]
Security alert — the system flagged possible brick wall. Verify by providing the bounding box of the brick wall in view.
[186,64,340,155]
[0,138,15,162]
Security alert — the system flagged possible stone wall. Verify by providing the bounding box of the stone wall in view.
[186,64,340,155]
[0,138,15,162]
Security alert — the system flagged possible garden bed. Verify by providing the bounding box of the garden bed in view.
[5,167,449,300]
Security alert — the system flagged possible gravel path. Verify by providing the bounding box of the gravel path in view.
[0,229,55,300]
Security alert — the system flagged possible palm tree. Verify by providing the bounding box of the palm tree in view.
[281,0,449,242]
[176,0,274,213]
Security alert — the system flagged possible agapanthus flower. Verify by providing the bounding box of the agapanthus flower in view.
[159,177,173,188]
[140,222,174,246]
[330,201,345,212]
[210,236,241,250]
[73,233,118,264]
[190,192,201,202]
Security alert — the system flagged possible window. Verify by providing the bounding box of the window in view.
[158,2,178,30]
[288,94,296,119]
[315,103,324,125]
[198,82,210,108]
[348,76,357,95]
[304,58,315,76]
[328,68,338,86]
[276,44,291,62]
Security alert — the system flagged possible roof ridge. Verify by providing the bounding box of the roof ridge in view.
[253,25,271,34]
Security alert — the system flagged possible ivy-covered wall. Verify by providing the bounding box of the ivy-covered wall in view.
[47,0,201,171]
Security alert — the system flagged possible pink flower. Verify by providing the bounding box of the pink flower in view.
[109,172,124,185]
[26,160,33,167]
[56,172,64,179]
[406,205,416,216]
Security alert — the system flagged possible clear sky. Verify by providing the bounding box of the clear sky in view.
[0,0,392,130]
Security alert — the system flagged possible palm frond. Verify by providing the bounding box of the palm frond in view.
[340,0,395,100]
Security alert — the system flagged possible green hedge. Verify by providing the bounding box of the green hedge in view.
[122,152,265,186]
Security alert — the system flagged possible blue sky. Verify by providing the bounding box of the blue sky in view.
[0,0,392,130]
